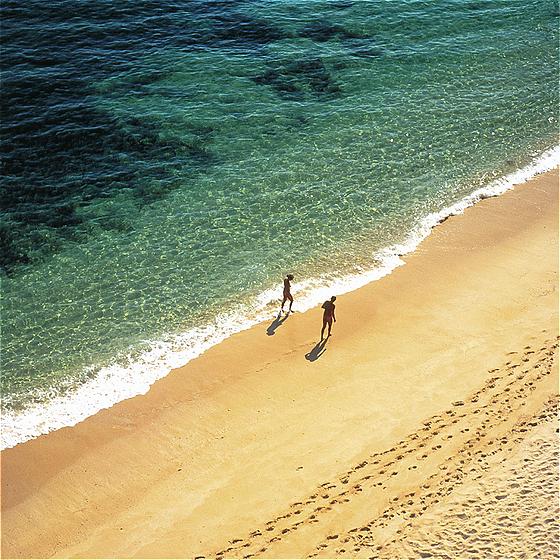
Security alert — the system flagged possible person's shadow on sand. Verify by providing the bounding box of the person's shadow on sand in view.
[266,312,289,336]
[305,338,328,362]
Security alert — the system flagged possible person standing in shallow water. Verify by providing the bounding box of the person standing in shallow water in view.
[281,274,294,314]
[321,296,336,339]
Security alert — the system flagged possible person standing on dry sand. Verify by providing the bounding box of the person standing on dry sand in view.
[281,274,294,314]
[321,296,336,339]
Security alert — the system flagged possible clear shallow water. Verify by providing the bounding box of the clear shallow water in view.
[1,0,558,448]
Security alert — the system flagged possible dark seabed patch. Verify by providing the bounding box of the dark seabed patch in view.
[253,58,341,100]
[1,96,216,274]
[298,20,363,42]
[1,0,291,275]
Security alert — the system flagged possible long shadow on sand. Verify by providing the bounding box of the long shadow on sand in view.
[305,338,328,361]
[266,312,289,335]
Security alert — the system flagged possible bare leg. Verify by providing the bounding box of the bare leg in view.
[321,320,326,340]
[288,294,293,312]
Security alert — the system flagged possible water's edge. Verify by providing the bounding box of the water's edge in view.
[2,146,558,450]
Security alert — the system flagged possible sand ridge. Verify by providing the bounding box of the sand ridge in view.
[214,337,558,559]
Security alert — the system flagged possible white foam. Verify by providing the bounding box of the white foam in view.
[2,146,558,449]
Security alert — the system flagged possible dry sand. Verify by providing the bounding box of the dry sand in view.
[1,170,558,559]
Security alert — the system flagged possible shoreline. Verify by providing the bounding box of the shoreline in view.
[1,169,558,559]
[3,146,559,451]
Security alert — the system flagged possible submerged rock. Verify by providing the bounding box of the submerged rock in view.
[253,58,341,100]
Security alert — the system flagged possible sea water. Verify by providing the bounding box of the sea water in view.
[1,0,558,448]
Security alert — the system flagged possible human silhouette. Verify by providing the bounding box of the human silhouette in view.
[321,296,336,339]
[281,274,294,314]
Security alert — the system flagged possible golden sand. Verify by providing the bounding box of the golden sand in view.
[1,170,558,559]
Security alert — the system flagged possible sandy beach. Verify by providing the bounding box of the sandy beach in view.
[1,169,558,559]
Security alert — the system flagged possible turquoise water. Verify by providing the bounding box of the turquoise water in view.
[1,0,558,447]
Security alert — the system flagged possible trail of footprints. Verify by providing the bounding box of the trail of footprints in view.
[381,398,559,560]
[212,337,558,559]
[318,395,559,558]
